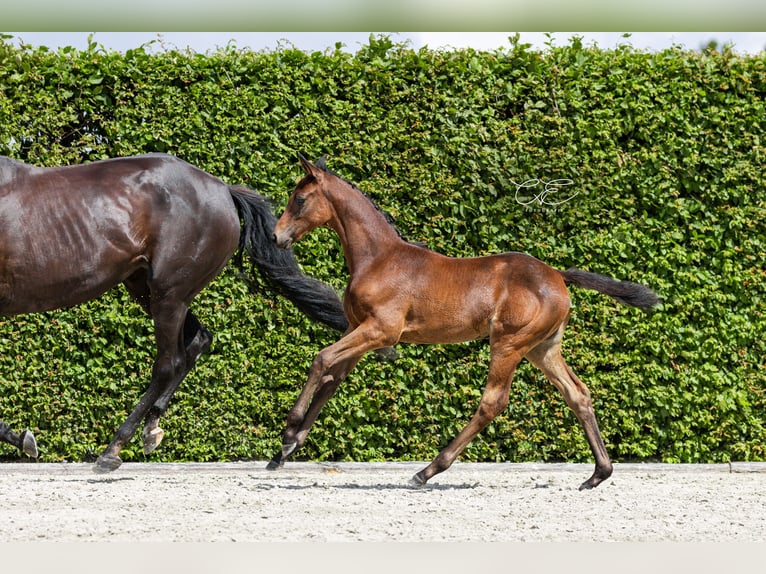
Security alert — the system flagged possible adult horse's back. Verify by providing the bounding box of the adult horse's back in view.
[0,153,349,471]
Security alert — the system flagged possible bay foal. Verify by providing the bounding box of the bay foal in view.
[272,155,659,489]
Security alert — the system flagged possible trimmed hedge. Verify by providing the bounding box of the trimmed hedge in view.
[0,33,764,465]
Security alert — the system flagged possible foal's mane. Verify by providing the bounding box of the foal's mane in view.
[313,157,414,243]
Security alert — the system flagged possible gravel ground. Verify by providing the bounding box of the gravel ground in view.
[1,460,765,543]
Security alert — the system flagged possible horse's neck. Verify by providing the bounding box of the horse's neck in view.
[328,184,401,276]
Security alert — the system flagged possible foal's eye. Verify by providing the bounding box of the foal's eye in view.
[295,196,306,207]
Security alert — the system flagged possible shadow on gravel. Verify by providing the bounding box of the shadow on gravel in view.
[248,481,481,491]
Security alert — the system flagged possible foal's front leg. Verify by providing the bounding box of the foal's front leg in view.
[266,355,358,470]
[267,326,389,470]
[291,354,362,452]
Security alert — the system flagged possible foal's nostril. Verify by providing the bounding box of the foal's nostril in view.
[272,232,290,249]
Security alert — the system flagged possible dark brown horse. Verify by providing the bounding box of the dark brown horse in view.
[0,153,351,471]
[270,155,660,490]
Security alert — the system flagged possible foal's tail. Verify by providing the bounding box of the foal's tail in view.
[228,185,349,333]
[560,268,661,312]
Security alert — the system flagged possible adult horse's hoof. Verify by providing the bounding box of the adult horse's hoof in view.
[19,430,38,458]
[280,440,298,460]
[142,427,164,455]
[266,441,296,470]
[578,468,612,491]
[93,454,123,474]
[409,471,427,487]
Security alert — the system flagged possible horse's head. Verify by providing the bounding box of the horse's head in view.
[273,153,335,249]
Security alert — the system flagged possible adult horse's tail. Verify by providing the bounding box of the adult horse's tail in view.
[228,185,349,333]
[560,268,661,312]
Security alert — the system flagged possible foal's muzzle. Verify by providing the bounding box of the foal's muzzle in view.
[272,232,292,250]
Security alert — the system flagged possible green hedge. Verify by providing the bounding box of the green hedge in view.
[0,33,764,465]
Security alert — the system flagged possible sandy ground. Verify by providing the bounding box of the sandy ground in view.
[1,460,764,543]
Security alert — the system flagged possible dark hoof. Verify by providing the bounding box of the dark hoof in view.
[142,427,164,455]
[93,454,123,474]
[266,441,296,470]
[282,441,297,459]
[409,471,427,487]
[19,430,38,458]
[373,346,399,363]
[578,468,612,491]
[20,430,38,458]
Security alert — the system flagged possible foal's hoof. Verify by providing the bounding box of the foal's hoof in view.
[265,457,284,471]
[142,427,165,455]
[93,454,123,474]
[20,430,38,458]
[373,346,399,363]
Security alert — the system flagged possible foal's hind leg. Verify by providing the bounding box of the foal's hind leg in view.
[141,311,212,455]
[0,421,38,458]
[526,336,613,490]
[411,342,523,486]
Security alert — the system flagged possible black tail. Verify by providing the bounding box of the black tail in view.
[228,185,349,333]
[560,268,661,312]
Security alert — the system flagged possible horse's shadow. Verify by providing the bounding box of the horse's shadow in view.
[249,480,481,492]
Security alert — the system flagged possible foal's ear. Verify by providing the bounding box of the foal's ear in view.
[298,153,327,180]
[298,153,327,179]
[297,152,314,174]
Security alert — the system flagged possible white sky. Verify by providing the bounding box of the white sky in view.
[6,32,766,55]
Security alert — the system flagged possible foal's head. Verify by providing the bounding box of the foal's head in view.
[273,154,337,249]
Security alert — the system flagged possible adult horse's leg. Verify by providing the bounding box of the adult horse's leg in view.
[410,340,523,486]
[122,273,214,455]
[141,311,212,455]
[94,299,188,473]
[525,333,613,490]
[0,421,38,458]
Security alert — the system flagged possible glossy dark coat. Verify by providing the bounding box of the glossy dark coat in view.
[0,153,348,470]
